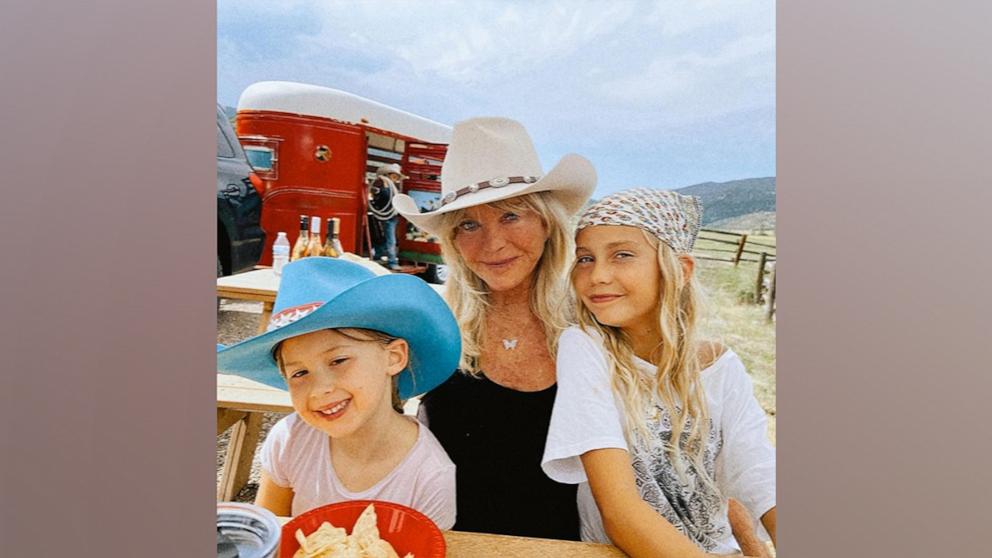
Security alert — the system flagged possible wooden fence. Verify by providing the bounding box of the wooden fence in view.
[693,228,777,321]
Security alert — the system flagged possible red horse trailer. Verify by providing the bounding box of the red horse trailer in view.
[235,81,450,278]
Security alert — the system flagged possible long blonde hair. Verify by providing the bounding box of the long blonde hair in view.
[437,191,574,374]
[574,232,716,490]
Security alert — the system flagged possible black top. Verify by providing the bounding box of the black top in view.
[420,371,581,541]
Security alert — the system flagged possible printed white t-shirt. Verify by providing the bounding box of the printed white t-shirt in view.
[261,413,457,528]
[542,327,776,554]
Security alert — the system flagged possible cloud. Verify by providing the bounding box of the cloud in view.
[298,1,637,85]
[600,30,775,124]
[217,1,776,188]
[646,0,772,36]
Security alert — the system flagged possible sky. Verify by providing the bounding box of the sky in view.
[218,0,775,198]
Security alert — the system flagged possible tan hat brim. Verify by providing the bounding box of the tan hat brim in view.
[394,153,596,237]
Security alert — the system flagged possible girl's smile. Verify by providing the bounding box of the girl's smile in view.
[278,329,406,439]
[313,397,351,420]
[586,293,624,304]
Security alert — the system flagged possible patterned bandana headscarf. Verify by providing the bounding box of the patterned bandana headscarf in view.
[576,188,703,254]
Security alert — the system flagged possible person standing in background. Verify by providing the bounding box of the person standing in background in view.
[369,163,406,270]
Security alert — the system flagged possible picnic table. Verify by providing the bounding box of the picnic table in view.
[216,268,280,333]
[217,373,292,501]
[276,517,627,557]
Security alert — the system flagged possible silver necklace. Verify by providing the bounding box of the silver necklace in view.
[501,338,518,350]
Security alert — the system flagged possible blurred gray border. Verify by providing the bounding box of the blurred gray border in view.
[0,1,216,555]
[2,2,991,556]
[778,1,992,556]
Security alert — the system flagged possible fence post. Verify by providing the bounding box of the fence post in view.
[754,252,768,303]
[766,264,777,322]
[733,234,748,266]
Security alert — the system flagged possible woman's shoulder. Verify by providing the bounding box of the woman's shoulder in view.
[422,369,482,399]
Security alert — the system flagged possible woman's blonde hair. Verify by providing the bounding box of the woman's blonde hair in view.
[437,191,574,374]
[574,232,717,492]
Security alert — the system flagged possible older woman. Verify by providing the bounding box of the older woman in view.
[394,117,596,540]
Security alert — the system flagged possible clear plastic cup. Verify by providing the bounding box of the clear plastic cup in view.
[217,502,280,558]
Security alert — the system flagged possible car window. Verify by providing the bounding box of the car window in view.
[217,123,235,158]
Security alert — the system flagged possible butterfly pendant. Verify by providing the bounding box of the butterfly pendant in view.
[502,338,518,350]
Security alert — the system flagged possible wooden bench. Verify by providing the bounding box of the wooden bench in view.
[217,373,292,501]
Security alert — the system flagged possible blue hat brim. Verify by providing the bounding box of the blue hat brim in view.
[217,273,460,399]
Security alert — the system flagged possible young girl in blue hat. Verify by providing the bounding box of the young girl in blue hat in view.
[541,189,776,557]
[218,257,462,528]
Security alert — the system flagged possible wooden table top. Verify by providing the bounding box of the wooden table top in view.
[217,373,292,414]
[216,268,280,302]
[276,516,625,557]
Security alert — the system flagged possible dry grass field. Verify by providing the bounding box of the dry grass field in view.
[694,254,777,444]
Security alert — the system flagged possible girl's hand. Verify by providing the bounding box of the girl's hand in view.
[727,498,772,558]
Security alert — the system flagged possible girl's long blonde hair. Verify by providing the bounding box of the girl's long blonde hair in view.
[575,232,716,491]
[437,191,574,374]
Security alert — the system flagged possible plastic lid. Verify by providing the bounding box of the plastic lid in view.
[216,502,280,558]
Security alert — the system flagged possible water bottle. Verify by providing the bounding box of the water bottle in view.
[272,232,290,275]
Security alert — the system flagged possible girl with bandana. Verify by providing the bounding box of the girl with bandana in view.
[541,189,777,557]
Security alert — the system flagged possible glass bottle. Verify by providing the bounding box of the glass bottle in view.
[331,218,345,256]
[322,217,340,258]
[290,215,309,261]
[304,216,323,257]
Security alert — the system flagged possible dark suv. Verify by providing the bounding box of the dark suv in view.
[217,103,265,276]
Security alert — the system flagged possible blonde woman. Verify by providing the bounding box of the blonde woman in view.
[394,117,596,540]
[541,189,777,557]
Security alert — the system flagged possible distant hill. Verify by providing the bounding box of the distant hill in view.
[676,177,776,226]
[709,211,776,232]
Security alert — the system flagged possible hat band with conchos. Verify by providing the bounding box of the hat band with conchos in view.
[440,175,540,207]
[266,302,323,332]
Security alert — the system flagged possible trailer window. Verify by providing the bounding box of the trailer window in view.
[244,146,274,171]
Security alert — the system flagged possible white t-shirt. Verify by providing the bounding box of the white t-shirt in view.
[542,327,776,554]
[261,413,457,529]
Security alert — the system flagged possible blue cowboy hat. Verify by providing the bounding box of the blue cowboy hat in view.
[217,257,460,399]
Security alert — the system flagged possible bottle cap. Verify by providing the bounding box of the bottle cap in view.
[310,216,321,233]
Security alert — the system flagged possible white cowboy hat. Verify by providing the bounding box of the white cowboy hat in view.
[393,117,596,236]
[375,162,408,179]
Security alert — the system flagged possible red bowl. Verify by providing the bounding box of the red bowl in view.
[280,500,445,558]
